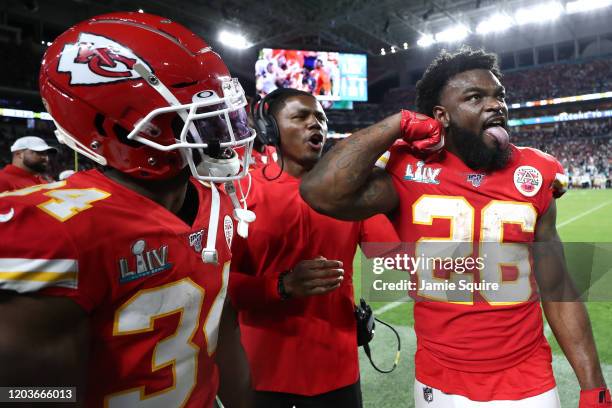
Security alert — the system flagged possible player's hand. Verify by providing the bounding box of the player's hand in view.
[400,110,444,155]
[283,257,344,298]
[579,387,612,407]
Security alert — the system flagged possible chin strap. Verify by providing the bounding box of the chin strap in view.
[201,181,220,264]
[224,180,256,238]
[198,178,255,264]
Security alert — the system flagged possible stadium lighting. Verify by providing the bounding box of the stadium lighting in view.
[566,0,612,14]
[137,8,144,13]
[218,30,251,49]
[391,46,396,53]
[435,25,470,43]
[403,42,408,49]
[0,107,52,121]
[380,48,386,55]
[476,13,515,35]
[515,2,563,25]
[417,34,436,47]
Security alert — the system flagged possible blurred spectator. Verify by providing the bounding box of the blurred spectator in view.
[0,136,56,192]
[513,118,611,188]
[502,58,612,104]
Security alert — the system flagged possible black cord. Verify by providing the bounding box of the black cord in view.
[262,143,284,181]
[363,317,401,374]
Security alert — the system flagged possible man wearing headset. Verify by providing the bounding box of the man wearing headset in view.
[228,88,398,407]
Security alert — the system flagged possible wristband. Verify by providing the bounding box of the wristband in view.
[277,270,291,300]
[579,387,612,407]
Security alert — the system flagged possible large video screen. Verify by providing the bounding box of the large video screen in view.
[255,48,368,105]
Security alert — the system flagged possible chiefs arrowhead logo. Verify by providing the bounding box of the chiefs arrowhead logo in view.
[74,42,137,78]
[58,33,153,85]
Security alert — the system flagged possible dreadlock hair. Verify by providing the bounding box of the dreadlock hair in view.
[415,47,502,117]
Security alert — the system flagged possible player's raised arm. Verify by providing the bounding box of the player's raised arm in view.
[300,111,443,220]
[534,201,611,406]
[0,292,89,406]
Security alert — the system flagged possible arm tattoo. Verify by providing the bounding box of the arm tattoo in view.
[302,113,401,219]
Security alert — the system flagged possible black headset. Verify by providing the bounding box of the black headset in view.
[251,90,282,147]
[252,88,311,147]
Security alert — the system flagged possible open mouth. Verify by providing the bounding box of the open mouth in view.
[307,133,324,150]
[482,116,510,149]
[483,116,507,131]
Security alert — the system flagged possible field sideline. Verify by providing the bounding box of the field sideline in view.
[356,189,612,407]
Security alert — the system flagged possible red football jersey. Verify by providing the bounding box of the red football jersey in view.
[229,163,361,396]
[0,164,50,192]
[237,145,277,171]
[384,144,565,401]
[0,170,234,408]
[251,146,277,169]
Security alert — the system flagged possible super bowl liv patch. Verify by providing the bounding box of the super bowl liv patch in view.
[404,161,441,184]
[119,239,172,283]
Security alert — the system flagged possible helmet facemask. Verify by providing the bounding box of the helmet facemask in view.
[127,63,255,182]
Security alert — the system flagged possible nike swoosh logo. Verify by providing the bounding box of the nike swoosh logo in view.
[0,207,15,222]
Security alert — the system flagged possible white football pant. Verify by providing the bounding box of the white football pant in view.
[414,379,561,408]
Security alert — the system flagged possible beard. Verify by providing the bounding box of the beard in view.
[24,156,48,173]
[449,122,511,172]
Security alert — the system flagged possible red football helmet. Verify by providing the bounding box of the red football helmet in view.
[40,12,255,181]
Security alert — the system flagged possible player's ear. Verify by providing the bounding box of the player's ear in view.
[432,105,450,128]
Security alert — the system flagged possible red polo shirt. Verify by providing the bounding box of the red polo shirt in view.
[0,164,48,192]
[229,163,400,396]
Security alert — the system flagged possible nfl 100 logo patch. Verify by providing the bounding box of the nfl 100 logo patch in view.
[467,173,485,187]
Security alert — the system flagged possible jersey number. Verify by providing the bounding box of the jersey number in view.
[0,182,110,221]
[413,195,536,305]
[107,263,230,407]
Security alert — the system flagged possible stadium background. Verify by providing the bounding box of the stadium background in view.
[0,0,610,406]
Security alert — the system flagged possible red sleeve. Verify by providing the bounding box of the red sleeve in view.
[228,272,282,310]
[359,214,402,258]
[0,200,99,312]
[360,214,400,243]
[536,152,567,215]
[228,231,283,310]
[0,173,13,192]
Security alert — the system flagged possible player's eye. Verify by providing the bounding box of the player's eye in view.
[468,94,481,101]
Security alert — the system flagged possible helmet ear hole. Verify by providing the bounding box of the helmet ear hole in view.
[113,124,142,148]
[94,114,108,137]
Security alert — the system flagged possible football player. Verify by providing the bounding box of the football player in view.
[0,12,255,408]
[301,48,611,407]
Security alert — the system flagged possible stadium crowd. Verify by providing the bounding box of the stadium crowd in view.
[502,58,612,102]
[0,47,610,187]
[514,118,612,188]
[375,56,612,120]
[1,117,609,188]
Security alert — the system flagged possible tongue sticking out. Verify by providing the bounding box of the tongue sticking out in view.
[484,126,509,150]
